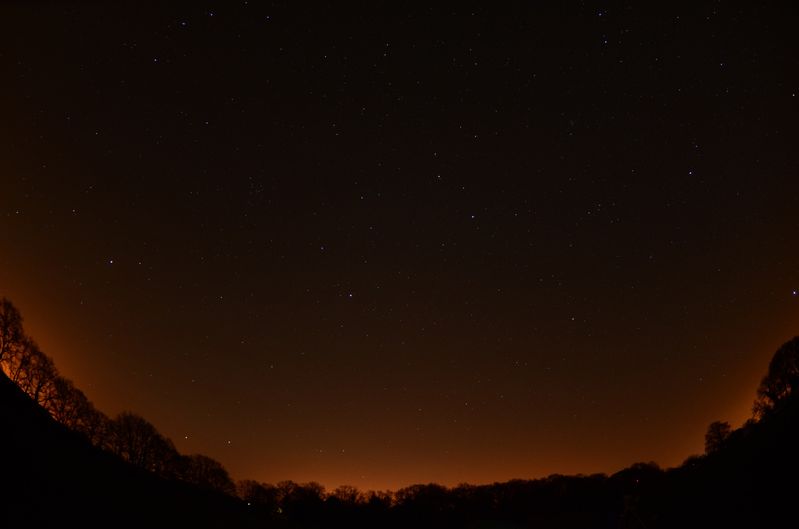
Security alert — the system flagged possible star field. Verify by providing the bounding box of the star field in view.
[1,3,798,491]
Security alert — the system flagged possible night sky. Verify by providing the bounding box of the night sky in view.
[1,3,798,491]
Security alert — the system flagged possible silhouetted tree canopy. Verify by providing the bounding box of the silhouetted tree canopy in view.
[178,454,237,495]
[107,412,179,476]
[47,377,81,423]
[237,479,281,511]
[704,420,731,453]
[331,484,363,505]
[12,339,57,406]
[754,336,799,418]
[1,297,239,496]
[0,297,23,364]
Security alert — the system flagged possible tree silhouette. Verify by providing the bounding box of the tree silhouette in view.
[1,296,241,500]
[15,340,57,406]
[753,336,799,418]
[178,454,236,495]
[278,481,326,521]
[107,412,179,476]
[237,479,281,511]
[331,484,363,505]
[364,490,393,510]
[73,401,110,447]
[704,420,731,453]
[0,297,23,364]
[3,336,34,383]
[0,300,111,447]
[47,377,85,425]
[46,375,107,446]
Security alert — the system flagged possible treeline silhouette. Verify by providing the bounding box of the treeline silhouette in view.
[2,296,798,528]
[0,298,235,495]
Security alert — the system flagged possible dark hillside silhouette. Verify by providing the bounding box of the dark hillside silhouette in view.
[0,298,237,491]
[633,363,799,527]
